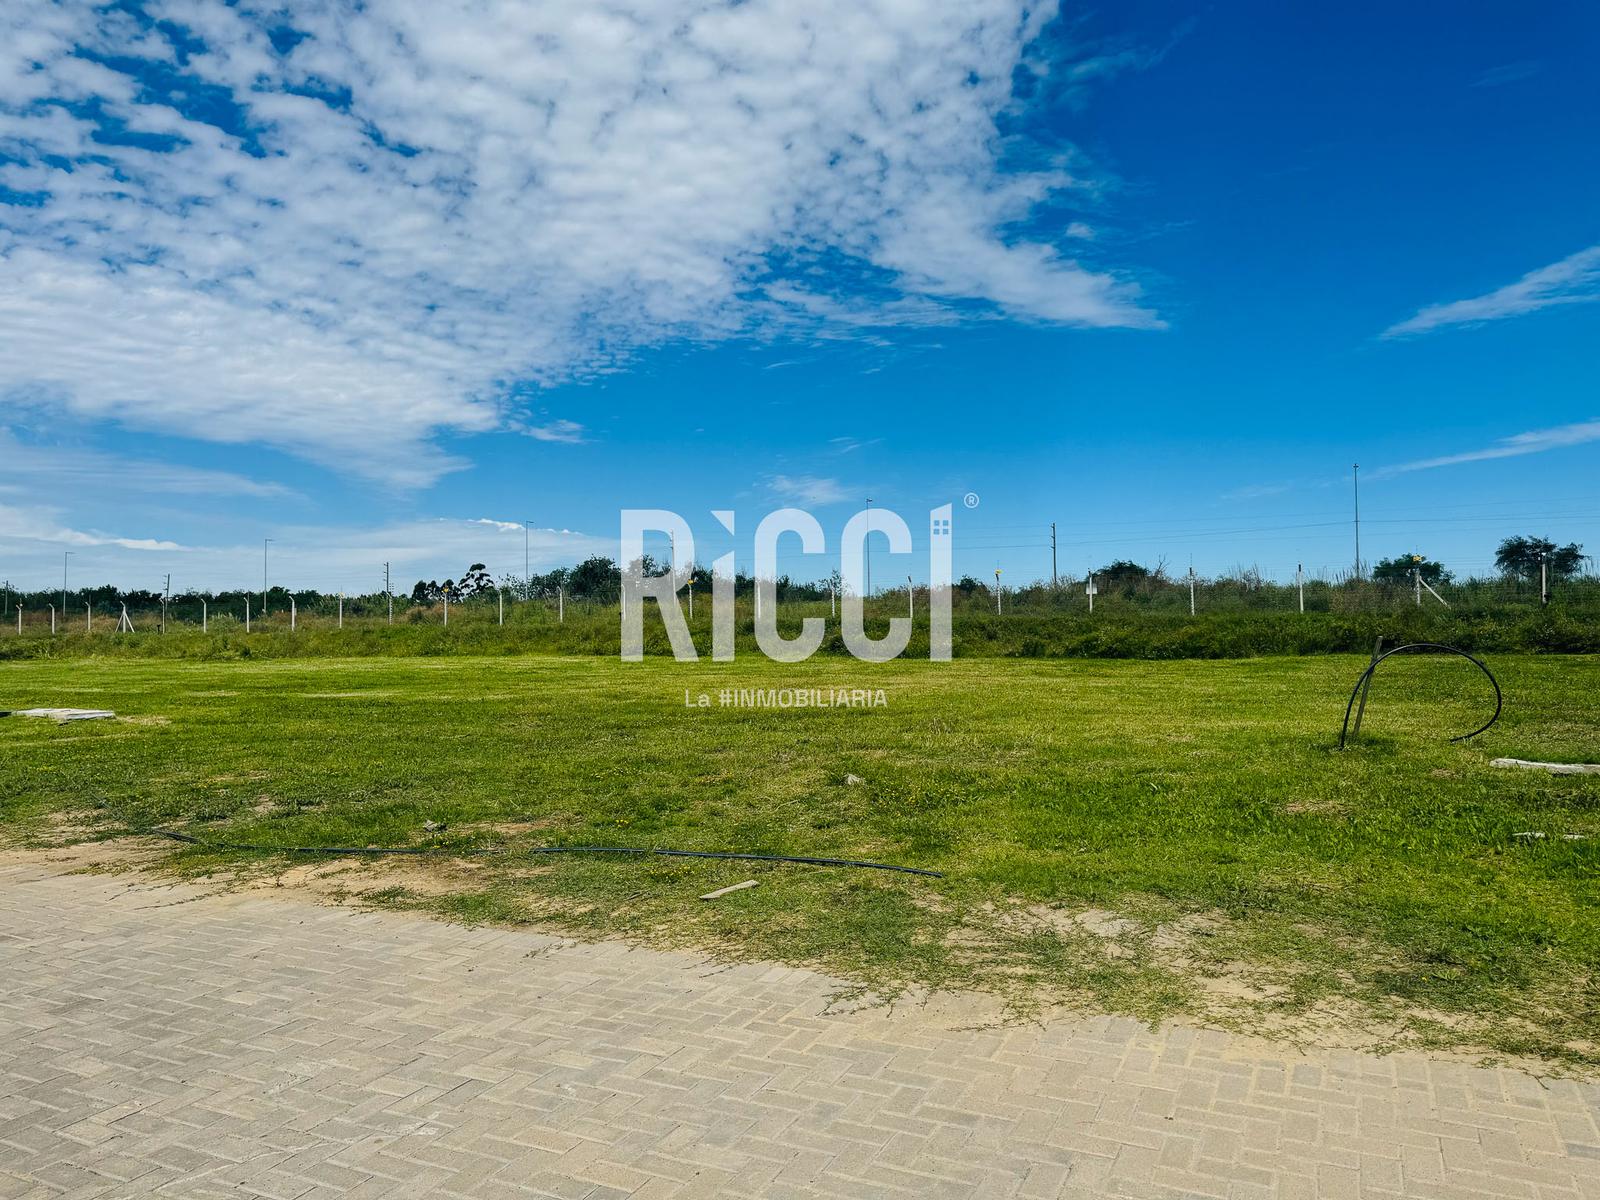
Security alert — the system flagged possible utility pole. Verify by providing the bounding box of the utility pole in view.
[1297,563,1305,614]
[1051,523,1057,588]
[864,498,872,599]
[161,574,170,634]
[1540,550,1549,606]
[384,562,393,623]
[263,538,272,616]
[994,569,1002,614]
[1351,463,1361,581]
[1188,566,1196,616]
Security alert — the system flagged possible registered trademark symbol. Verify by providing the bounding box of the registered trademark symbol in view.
[963,492,980,509]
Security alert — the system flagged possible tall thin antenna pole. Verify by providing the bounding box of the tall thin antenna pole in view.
[1352,463,1361,581]
[864,498,872,598]
[1051,523,1057,588]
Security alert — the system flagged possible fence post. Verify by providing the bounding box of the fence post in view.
[1297,563,1304,613]
[290,596,297,631]
[1352,635,1384,739]
[86,603,91,633]
[49,604,55,635]
[16,604,20,634]
[245,596,251,632]
[498,588,503,626]
[1188,567,1196,616]
[559,586,564,622]
[907,575,914,620]
[202,599,207,632]
[338,593,343,629]
[443,588,448,627]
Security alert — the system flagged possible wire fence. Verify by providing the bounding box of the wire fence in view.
[2,571,1598,637]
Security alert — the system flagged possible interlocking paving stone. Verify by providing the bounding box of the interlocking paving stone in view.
[1,861,1597,1198]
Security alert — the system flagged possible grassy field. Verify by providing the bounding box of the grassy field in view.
[3,653,1597,1066]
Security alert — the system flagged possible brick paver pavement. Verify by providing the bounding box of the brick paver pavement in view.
[1,859,1597,1199]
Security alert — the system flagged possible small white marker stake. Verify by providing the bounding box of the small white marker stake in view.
[1086,574,1097,614]
[202,599,207,632]
[699,880,758,900]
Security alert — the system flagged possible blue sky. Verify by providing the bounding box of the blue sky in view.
[1,0,1597,594]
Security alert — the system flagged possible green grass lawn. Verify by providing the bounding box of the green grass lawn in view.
[3,653,1597,1065]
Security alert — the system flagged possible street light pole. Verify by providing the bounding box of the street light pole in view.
[1352,463,1361,581]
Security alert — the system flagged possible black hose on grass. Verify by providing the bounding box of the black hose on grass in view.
[146,828,942,878]
[1338,641,1502,749]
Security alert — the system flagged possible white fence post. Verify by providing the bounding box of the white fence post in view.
[498,588,503,626]
[202,599,208,632]
[290,596,297,631]
[49,604,55,635]
[245,596,251,632]
[86,603,91,633]
[558,586,564,622]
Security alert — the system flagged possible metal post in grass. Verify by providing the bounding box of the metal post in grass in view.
[245,596,251,633]
[290,596,297,632]
[1188,567,1196,616]
[1414,567,1422,607]
[49,604,55,635]
[1086,573,1096,614]
[688,578,694,619]
[1351,635,1384,740]
[384,562,393,624]
[559,585,564,622]
[1540,551,1549,606]
[443,585,448,627]
[497,587,503,626]
[15,603,20,633]
[994,569,1002,614]
[1297,563,1304,613]
[338,593,343,629]
[907,574,914,620]
[85,603,91,633]
[202,599,207,632]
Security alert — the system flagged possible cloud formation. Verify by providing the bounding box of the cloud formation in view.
[0,1,1157,486]
[1369,419,1600,478]
[1383,244,1600,337]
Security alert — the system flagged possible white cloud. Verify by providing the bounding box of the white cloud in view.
[522,420,587,445]
[0,429,291,499]
[0,502,185,552]
[0,511,611,591]
[0,1,1158,486]
[765,474,859,506]
[1369,419,1600,478]
[1383,245,1600,338]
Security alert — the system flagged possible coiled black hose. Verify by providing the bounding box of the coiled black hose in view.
[1338,641,1502,749]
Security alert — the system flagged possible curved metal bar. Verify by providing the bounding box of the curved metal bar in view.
[1338,642,1502,749]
